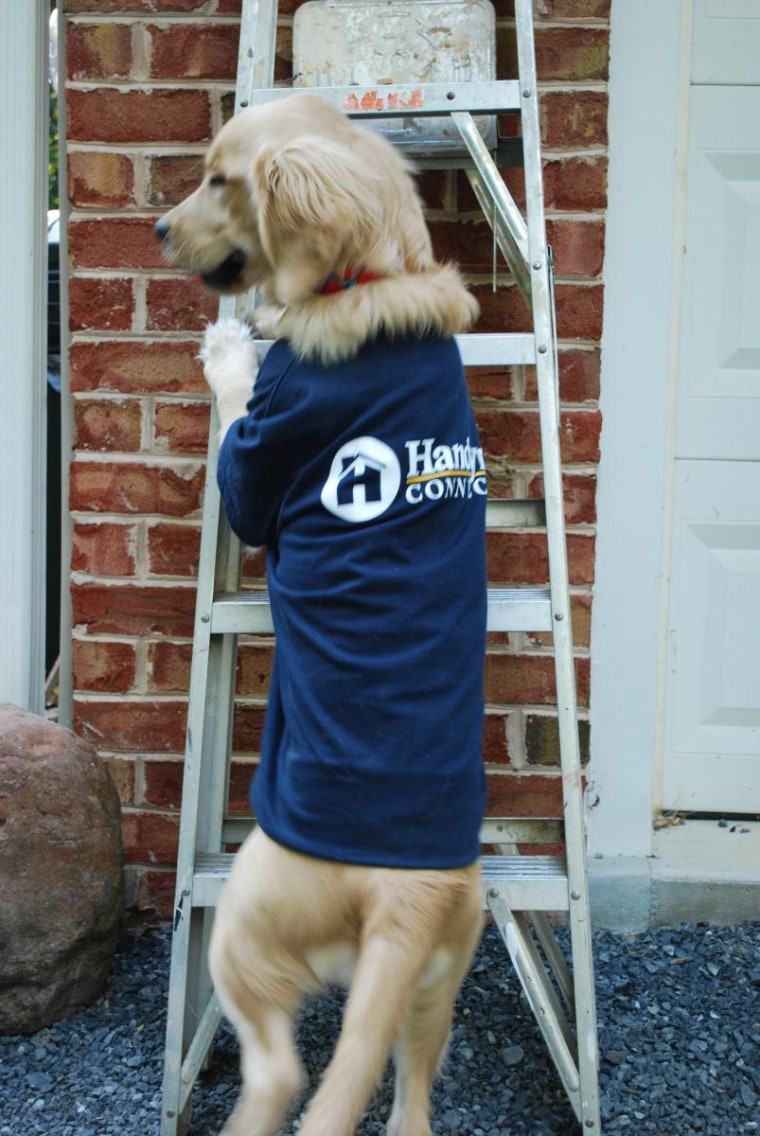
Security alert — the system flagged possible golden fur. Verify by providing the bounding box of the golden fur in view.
[210,830,483,1136]
[156,92,484,1136]
[156,91,478,364]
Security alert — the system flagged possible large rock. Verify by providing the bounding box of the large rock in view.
[0,703,124,1034]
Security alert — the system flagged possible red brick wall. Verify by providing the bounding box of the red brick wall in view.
[63,0,608,917]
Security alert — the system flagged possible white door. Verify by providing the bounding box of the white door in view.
[661,2,760,812]
[658,2,758,817]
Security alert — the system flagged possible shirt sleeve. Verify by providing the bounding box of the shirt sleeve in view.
[216,364,304,548]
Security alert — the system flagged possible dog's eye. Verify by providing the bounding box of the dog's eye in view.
[209,174,227,188]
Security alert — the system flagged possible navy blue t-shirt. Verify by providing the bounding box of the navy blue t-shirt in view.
[217,334,487,869]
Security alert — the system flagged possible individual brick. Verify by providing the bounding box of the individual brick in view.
[147,23,239,81]
[71,638,137,693]
[73,397,142,452]
[71,582,197,638]
[67,20,133,81]
[71,520,138,577]
[69,340,205,396]
[68,276,135,333]
[67,151,136,208]
[69,459,205,517]
[146,521,202,577]
[67,88,212,145]
[153,401,211,455]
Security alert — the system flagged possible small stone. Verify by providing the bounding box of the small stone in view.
[500,1044,524,1067]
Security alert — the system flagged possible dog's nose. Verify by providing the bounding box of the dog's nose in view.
[154,217,170,243]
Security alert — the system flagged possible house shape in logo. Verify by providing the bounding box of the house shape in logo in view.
[336,451,387,506]
[321,435,401,523]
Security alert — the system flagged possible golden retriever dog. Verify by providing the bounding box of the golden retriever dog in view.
[156,92,488,1136]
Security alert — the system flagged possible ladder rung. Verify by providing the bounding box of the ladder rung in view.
[192,852,569,911]
[221,814,564,849]
[211,591,272,634]
[481,817,564,844]
[250,80,522,116]
[489,586,552,632]
[482,855,570,911]
[456,332,536,366]
[209,586,552,635]
[193,853,235,907]
[254,333,537,368]
[486,499,545,527]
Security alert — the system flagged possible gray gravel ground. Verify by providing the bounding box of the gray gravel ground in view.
[1,920,759,1135]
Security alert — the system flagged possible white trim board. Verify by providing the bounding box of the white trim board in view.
[0,4,49,713]
[588,0,692,859]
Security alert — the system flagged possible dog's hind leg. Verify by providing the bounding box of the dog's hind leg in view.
[219,1004,304,1136]
[209,832,310,1136]
[296,930,424,1136]
[386,892,483,1136]
[211,967,305,1136]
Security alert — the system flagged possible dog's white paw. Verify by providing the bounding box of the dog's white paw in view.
[199,318,259,439]
[200,317,257,390]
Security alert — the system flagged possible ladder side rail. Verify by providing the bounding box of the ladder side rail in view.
[160,401,231,1135]
[514,2,600,1131]
[185,322,243,1058]
[179,463,242,1091]
[513,0,585,927]
[235,0,277,108]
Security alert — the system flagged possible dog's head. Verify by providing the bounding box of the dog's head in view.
[155,92,434,307]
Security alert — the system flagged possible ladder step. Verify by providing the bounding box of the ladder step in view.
[255,333,537,368]
[481,855,570,912]
[250,80,522,117]
[486,499,545,527]
[221,813,564,850]
[456,332,536,366]
[209,586,552,635]
[489,586,552,631]
[192,852,569,912]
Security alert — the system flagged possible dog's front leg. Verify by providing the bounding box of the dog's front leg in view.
[199,317,259,441]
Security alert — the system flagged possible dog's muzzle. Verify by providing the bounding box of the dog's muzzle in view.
[154,219,247,291]
[198,248,248,290]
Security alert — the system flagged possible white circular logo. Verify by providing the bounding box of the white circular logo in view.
[320,436,401,523]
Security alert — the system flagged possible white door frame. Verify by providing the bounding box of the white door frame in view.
[0,1,49,714]
[588,0,692,861]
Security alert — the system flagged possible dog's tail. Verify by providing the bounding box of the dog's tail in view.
[296,866,482,1136]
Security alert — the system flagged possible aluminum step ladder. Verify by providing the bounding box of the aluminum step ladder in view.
[159,1,600,1132]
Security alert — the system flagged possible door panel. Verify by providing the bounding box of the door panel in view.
[693,0,760,85]
[675,86,760,461]
[663,461,760,811]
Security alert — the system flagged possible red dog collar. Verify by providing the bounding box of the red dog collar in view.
[319,267,383,294]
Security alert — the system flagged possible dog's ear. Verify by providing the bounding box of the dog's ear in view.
[253,138,376,243]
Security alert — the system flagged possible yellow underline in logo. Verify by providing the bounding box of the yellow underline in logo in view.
[406,470,487,485]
